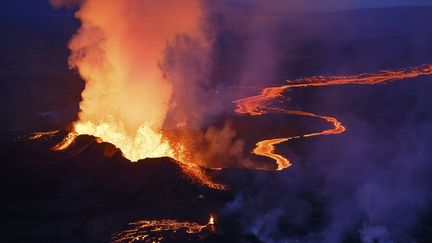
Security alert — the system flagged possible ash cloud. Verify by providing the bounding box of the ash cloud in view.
[161,0,292,168]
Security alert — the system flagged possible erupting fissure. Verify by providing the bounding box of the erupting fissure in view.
[44,0,230,190]
[42,1,432,181]
[73,122,174,161]
[111,214,217,242]
[51,0,205,162]
[234,64,432,170]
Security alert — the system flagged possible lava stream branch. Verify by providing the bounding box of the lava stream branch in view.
[234,64,432,170]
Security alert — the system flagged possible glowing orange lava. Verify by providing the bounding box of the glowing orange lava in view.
[111,214,217,242]
[234,64,432,170]
[44,0,230,190]
[51,132,78,151]
[73,122,174,161]
[29,130,59,140]
[54,0,206,163]
[253,138,290,170]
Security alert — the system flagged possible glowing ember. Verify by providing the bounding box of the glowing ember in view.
[74,121,174,161]
[28,130,59,140]
[234,64,432,170]
[208,214,215,226]
[111,215,217,242]
[51,132,79,151]
[177,162,226,190]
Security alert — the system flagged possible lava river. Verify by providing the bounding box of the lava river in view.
[234,64,432,170]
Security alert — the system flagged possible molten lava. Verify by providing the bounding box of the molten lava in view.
[234,64,432,170]
[253,138,290,170]
[51,132,78,151]
[55,0,205,162]
[44,1,432,181]
[29,130,59,140]
[208,215,215,226]
[111,214,217,242]
[73,122,174,161]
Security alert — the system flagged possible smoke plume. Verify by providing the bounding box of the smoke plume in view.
[51,1,432,241]
[51,0,210,160]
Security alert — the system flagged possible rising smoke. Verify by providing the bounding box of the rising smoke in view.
[208,1,432,242]
[51,0,214,161]
[51,0,252,165]
[51,0,432,242]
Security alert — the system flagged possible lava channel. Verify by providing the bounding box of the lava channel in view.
[234,64,432,170]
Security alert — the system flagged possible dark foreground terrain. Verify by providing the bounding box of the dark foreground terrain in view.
[0,132,230,242]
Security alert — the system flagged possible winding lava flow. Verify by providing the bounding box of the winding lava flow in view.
[234,64,432,170]
[26,65,432,242]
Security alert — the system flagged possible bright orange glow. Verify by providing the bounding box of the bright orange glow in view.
[45,0,231,190]
[234,86,287,116]
[111,214,217,242]
[48,129,225,190]
[51,132,78,151]
[28,130,59,140]
[74,122,174,161]
[253,138,290,170]
[177,162,226,190]
[208,215,215,225]
[234,64,432,170]
[62,0,204,161]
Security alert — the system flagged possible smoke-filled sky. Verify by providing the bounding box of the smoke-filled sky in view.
[1,0,432,16]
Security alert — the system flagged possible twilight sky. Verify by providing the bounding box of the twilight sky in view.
[234,0,432,13]
[1,0,432,17]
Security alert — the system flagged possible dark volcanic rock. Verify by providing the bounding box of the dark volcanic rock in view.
[0,132,229,242]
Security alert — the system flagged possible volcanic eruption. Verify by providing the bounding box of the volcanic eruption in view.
[10,0,432,242]
[50,0,206,162]
[48,0,432,174]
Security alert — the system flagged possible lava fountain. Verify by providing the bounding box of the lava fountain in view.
[51,0,204,161]
[49,1,432,174]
